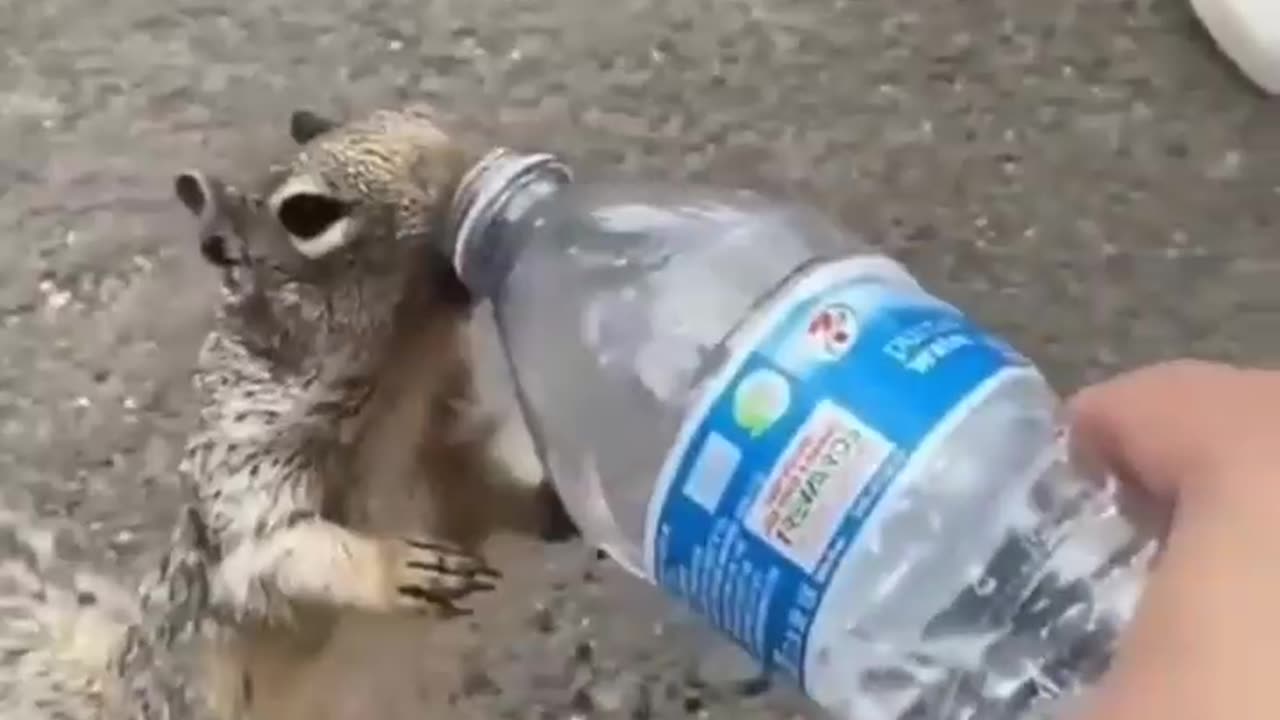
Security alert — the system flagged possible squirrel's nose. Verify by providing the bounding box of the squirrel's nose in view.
[200,234,234,267]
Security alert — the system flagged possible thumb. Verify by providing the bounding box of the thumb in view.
[1065,360,1236,501]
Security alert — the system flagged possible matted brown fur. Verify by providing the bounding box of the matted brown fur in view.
[2,104,574,720]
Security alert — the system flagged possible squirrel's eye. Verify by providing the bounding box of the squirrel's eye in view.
[278,193,348,240]
[269,176,355,259]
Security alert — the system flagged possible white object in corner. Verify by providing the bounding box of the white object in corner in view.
[1190,0,1280,94]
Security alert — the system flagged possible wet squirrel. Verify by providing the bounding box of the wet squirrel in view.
[1,104,577,720]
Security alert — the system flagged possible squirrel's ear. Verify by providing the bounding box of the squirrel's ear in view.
[289,109,339,145]
[174,170,244,269]
[174,169,236,222]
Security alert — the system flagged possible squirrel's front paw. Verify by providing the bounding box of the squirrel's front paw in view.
[378,537,500,617]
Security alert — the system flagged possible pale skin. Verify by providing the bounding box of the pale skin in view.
[1067,359,1280,720]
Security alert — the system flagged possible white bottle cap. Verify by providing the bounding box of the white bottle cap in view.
[1190,0,1280,94]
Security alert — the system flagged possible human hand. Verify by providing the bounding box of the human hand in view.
[1067,359,1280,720]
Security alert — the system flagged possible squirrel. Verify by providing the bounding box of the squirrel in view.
[0,104,578,720]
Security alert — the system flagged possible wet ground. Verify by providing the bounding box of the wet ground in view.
[1,0,1277,718]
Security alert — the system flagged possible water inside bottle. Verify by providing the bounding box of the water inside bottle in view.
[448,151,1162,718]
[492,188,854,574]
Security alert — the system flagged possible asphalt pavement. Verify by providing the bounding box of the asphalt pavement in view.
[1,0,1277,717]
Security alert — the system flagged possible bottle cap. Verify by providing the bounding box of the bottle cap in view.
[1191,0,1280,94]
[448,148,572,289]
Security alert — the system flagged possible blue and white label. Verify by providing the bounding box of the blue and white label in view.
[643,256,1032,691]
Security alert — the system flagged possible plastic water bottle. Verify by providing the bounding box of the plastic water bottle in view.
[444,149,1161,719]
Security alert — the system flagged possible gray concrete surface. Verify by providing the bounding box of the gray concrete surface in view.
[1,0,1278,717]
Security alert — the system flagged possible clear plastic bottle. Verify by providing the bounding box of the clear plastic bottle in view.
[445,149,1161,719]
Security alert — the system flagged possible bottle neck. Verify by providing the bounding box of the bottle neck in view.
[448,148,573,298]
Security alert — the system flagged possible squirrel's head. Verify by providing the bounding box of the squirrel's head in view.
[174,104,475,363]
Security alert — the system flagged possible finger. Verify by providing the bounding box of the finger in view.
[1066,359,1233,499]
[405,555,501,579]
[397,586,476,617]
[406,537,464,553]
